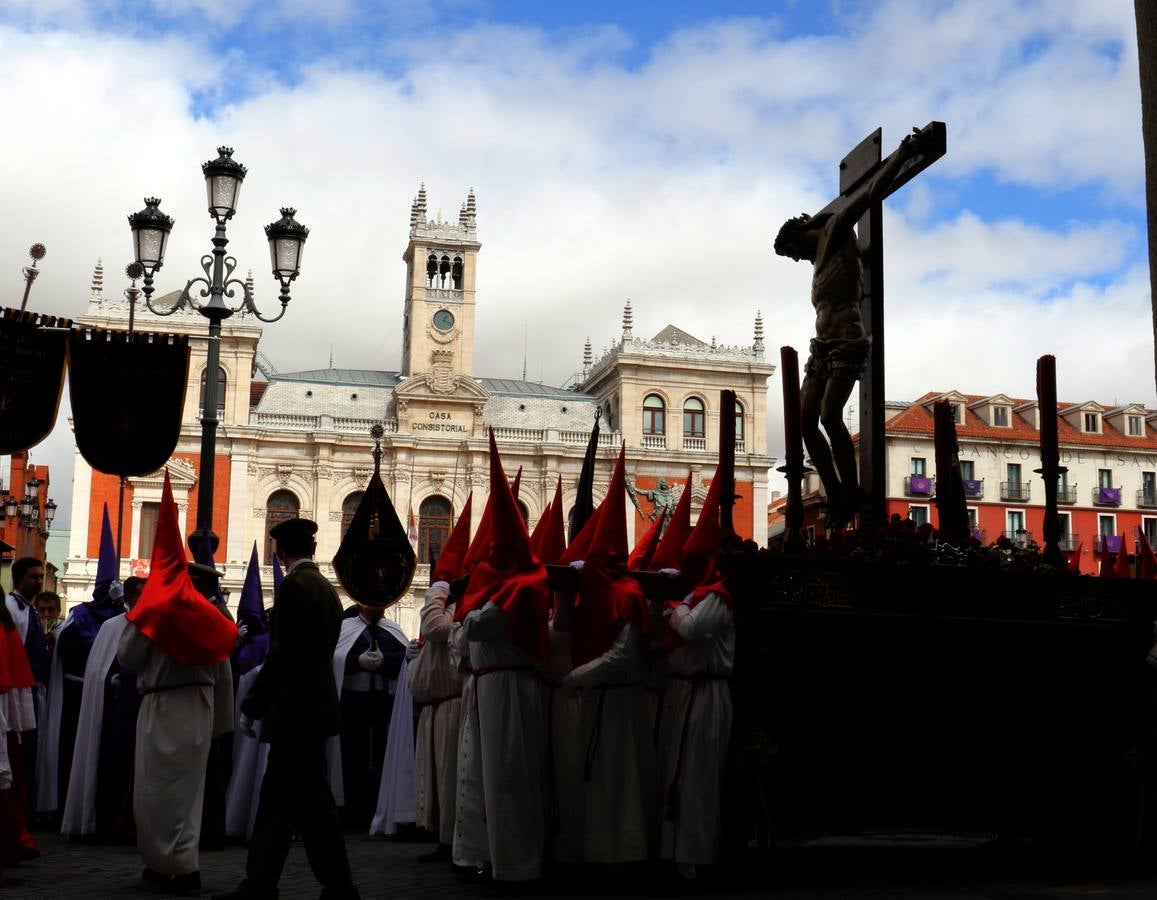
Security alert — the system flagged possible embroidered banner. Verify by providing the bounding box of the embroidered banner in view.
[332,468,416,609]
[0,307,71,453]
[69,328,190,477]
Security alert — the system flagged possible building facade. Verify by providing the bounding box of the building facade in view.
[62,188,775,633]
[771,389,1157,575]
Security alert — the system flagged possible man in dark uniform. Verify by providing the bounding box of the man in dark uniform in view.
[214,518,360,900]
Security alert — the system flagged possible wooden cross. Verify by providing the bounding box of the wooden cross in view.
[813,121,947,524]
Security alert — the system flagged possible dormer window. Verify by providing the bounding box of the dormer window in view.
[1084,412,1100,433]
[991,406,1010,427]
[1128,415,1144,437]
[949,402,963,425]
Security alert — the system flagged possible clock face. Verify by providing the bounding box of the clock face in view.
[433,309,455,332]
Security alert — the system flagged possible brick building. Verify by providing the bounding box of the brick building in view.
[62,187,774,632]
[771,389,1157,576]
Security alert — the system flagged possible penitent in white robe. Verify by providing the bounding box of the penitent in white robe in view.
[326,614,409,808]
[452,602,547,882]
[540,623,582,863]
[224,664,270,841]
[656,592,734,867]
[369,657,416,835]
[117,622,233,877]
[60,614,129,836]
[409,582,464,845]
[569,622,655,863]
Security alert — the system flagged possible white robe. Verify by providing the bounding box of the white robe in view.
[369,657,416,835]
[452,602,546,882]
[5,594,45,737]
[224,664,270,840]
[117,622,233,877]
[326,614,409,807]
[540,625,582,863]
[34,613,73,812]
[60,613,129,836]
[410,582,463,844]
[657,592,735,866]
[569,622,655,863]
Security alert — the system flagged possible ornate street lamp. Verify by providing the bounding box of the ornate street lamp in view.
[44,498,57,528]
[4,494,17,521]
[129,147,309,559]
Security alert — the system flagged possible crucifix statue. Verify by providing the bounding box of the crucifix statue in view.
[774,121,946,528]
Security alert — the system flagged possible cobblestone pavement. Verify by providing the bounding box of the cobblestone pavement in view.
[4,830,1157,899]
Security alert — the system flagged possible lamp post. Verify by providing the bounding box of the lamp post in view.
[129,147,309,560]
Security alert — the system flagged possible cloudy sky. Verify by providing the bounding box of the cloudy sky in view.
[0,0,1147,530]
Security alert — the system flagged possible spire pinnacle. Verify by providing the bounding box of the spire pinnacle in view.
[90,259,104,301]
[621,299,633,342]
[754,309,765,354]
[410,181,428,229]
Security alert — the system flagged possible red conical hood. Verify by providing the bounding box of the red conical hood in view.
[1114,536,1132,578]
[680,473,722,589]
[649,471,694,571]
[457,431,550,660]
[126,471,237,666]
[1067,542,1084,574]
[511,466,522,502]
[540,477,567,566]
[432,494,473,584]
[585,443,628,569]
[561,501,603,565]
[460,494,493,581]
[1139,533,1157,579]
[628,508,668,571]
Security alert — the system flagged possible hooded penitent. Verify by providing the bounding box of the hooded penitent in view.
[125,471,237,666]
[571,444,649,667]
[234,543,270,674]
[69,505,124,643]
[530,477,566,566]
[647,471,694,572]
[455,431,550,661]
[628,508,667,572]
[678,472,729,608]
[431,494,473,585]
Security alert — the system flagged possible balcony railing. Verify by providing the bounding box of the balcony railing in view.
[962,478,983,498]
[641,434,666,450]
[1095,534,1122,554]
[1056,485,1077,505]
[1057,534,1080,552]
[1093,486,1122,506]
[1000,481,1031,502]
[1001,529,1033,547]
[1138,490,1157,509]
[682,436,707,451]
[905,475,934,497]
[735,439,746,453]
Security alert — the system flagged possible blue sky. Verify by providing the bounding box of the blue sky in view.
[0,0,1148,527]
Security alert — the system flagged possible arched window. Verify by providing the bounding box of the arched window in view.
[734,399,746,444]
[340,491,364,541]
[418,495,453,565]
[643,394,666,436]
[199,366,227,418]
[683,397,705,439]
[516,500,529,526]
[451,256,464,290]
[426,253,438,286]
[264,489,300,564]
[439,255,451,287]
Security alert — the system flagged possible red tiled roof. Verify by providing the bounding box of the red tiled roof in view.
[886,391,1157,451]
[250,380,269,406]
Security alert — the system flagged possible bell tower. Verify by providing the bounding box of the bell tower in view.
[401,184,480,377]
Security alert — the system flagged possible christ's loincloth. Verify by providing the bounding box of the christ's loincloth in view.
[804,336,871,380]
